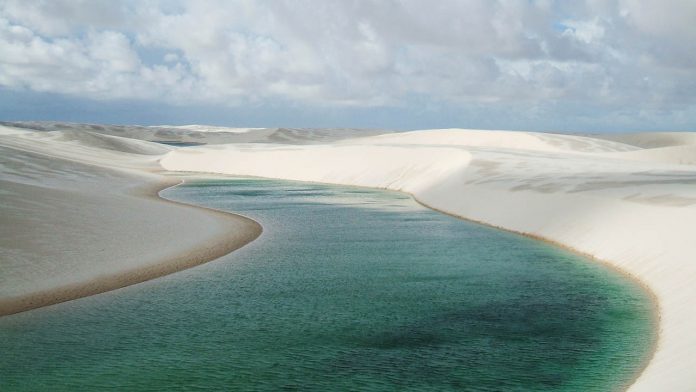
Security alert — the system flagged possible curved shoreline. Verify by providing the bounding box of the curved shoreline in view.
[0,179,262,317]
[411,195,660,392]
[178,174,659,391]
[163,175,660,390]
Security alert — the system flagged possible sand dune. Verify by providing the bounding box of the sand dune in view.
[35,129,172,155]
[598,145,696,166]
[597,132,696,148]
[344,128,639,153]
[0,125,260,315]
[0,125,32,136]
[161,127,696,392]
[0,121,391,145]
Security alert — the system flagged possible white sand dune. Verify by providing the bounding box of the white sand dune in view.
[598,145,696,166]
[0,125,260,315]
[0,121,391,145]
[0,125,32,136]
[597,132,696,148]
[161,128,696,391]
[343,128,639,153]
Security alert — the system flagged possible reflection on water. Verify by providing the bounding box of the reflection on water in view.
[0,178,655,391]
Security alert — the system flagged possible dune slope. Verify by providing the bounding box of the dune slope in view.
[0,126,260,315]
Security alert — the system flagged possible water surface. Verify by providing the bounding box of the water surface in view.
[154,141,205,147]
[0,178,655,391]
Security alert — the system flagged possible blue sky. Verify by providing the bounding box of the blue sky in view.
[1,0,695,132]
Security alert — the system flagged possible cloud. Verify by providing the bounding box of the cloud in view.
[0,0,695,127]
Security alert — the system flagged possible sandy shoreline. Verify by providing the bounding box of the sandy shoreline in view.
[411,194,660,392]
[0,124,264,316]
[0,179,261,317]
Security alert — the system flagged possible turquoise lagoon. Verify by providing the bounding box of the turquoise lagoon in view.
[0,179,655,391]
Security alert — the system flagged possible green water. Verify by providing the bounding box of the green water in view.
[0,179,654,391]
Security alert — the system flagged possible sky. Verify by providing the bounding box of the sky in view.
[1,0,696,132]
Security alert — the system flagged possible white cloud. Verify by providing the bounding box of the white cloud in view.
[562,18,605,44]
[0,0,695,119]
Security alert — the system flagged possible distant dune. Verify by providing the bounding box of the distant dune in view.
[596,131,696,148]
[0,121,391,145]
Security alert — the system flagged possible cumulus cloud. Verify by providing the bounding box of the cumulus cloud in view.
[0,0,695,120]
